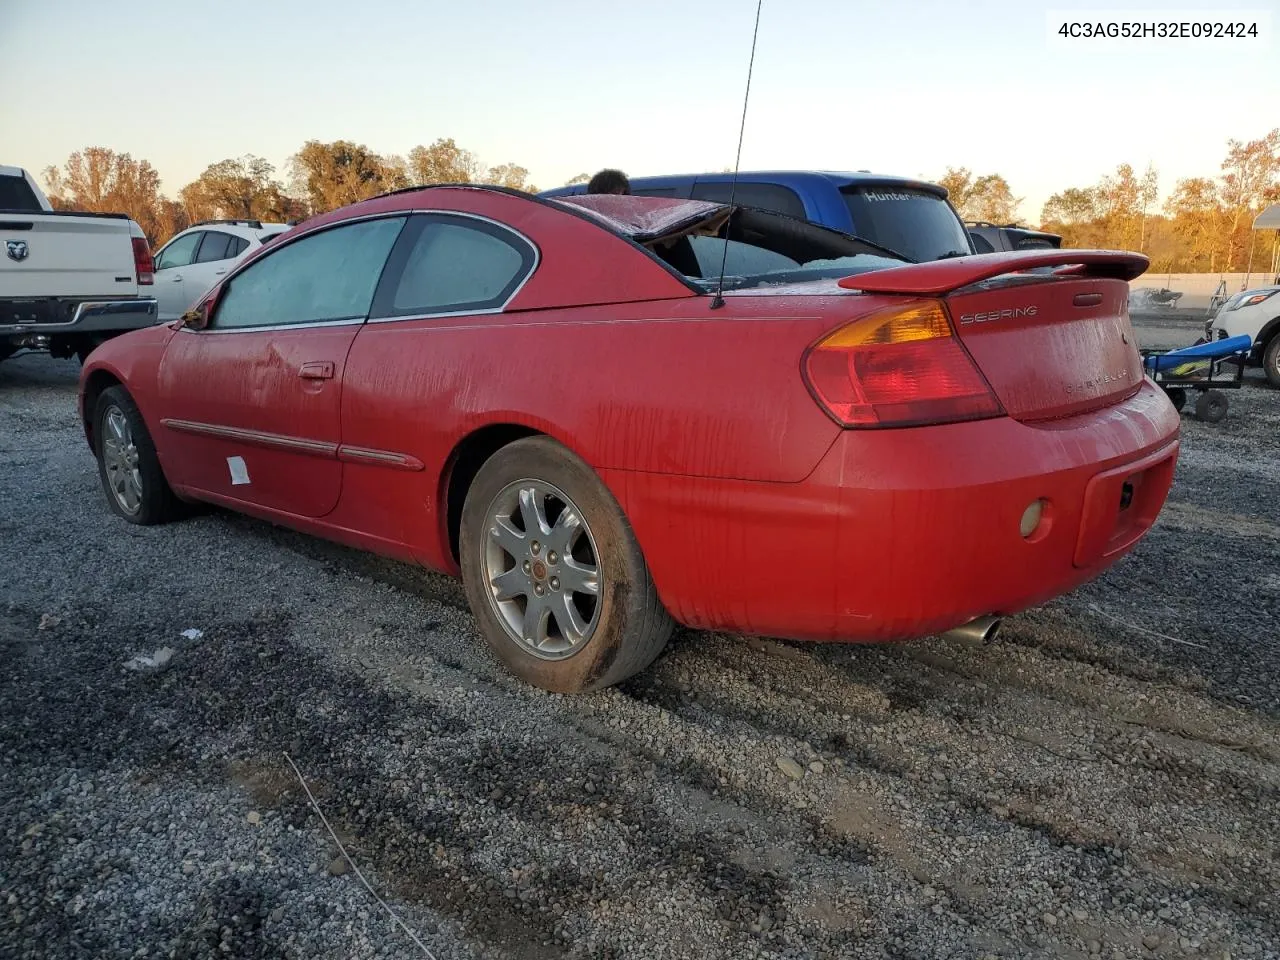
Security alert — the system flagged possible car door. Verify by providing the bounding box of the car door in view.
[339,212,539,547]
[151,231,203,320]
[180,229,241,307]
[155,215,408,518]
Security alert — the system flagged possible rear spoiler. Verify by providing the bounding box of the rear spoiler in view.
[838,250,1149,295]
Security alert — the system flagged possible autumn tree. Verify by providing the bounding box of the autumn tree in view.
[406,139,537,191]
[42,147,170,244]
[407,138,483,185]
[564,173,590,186]
[483,162,535,192]
[1040,164,1159,252]
[179,155,306,224]
[936,167,1021,223]
[287,140,409,214]
[1161,178,1221,271]
[1218,128,1280,269]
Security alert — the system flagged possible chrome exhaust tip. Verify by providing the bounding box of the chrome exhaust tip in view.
[940,615,1003,644]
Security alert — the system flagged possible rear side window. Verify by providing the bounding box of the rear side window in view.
[0,174,42,211]
[213,217,406,329]
[227,236,249,257]
[691,181,806,219]
[969,231,995,254]
[195,231,234,262]
[373,215,536,318]
[841,186,973,262]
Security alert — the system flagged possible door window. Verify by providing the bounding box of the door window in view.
[372,215,536,318]
[154,232,202,271]
[211,217,406,330]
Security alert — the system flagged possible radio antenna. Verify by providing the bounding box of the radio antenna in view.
[710,0,764,310]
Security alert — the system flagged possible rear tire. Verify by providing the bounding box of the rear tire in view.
[93,386,183,525]
[1263,334,1280,389]
[1194,390,1228,424]
[459,436,674,693]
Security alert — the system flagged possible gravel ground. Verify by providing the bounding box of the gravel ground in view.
[1,343,1277,960]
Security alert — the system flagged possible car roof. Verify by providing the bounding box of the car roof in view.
[544,170,947,197]
[176,219,290,239]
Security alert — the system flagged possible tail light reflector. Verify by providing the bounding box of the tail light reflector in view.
[802,300,1003,428]
[132,236,154,285]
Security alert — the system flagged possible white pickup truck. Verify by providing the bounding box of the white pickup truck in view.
[1,164,159,365]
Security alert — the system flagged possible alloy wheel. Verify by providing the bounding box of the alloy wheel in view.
[101,406,143,515]
[482,479,602,659]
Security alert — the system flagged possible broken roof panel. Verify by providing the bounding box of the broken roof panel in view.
[550,194,730,243]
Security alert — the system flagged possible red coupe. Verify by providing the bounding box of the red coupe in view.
[79,187,1180,693]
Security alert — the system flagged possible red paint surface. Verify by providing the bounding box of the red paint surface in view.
[80,187,1182,645]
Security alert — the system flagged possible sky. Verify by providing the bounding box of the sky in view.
[1,0,1277,222]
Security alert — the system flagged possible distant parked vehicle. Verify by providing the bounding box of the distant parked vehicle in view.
[151,219,293,321]
[541,170,977,264]
[965,221,1063,253]
[1203,284,1280,386]
[0,164,158,365]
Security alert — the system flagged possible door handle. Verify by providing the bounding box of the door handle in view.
[172,275,183,281]
[298,361,335,380]
[214,269,227,275]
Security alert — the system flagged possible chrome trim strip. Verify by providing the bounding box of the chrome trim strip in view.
[338,445,425,471]
[367,307,504,324]
[366,210,540,324]
[160,419,338,457]
[179,316,365,335]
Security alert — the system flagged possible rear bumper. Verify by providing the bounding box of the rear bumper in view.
[604,378,1180,642]
[0,298,159,336]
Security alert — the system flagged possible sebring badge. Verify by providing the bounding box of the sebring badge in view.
[6,240,29,262]
[958,305,1037,325]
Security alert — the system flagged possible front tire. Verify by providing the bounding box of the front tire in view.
[93,386,183,525]
[1263,334,1280,389]
[459,436,673,693]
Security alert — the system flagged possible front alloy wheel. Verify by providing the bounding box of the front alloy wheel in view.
[92,385,182,526]
[101,405,144,515]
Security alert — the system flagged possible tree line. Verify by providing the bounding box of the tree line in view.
[942,128,1280,274]
[40,129,1280,273]
[41,138,541,249]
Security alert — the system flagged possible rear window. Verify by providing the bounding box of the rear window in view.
[840,186,972,262]
[0,174,43,212]
[1015,235,1060,249]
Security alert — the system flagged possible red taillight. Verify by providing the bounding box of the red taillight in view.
[802,299,1003,428]
[131,236,154,285]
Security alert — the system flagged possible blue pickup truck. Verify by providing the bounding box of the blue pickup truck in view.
[539,170,977,263]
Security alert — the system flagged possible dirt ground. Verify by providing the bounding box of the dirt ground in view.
[1,324,1277,959]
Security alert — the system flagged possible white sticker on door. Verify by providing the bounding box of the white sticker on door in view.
[227,456,251,485]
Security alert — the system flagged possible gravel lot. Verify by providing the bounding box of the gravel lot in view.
[2,317,1277,960]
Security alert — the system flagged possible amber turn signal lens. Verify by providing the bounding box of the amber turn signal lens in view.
[815,300,952,348]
